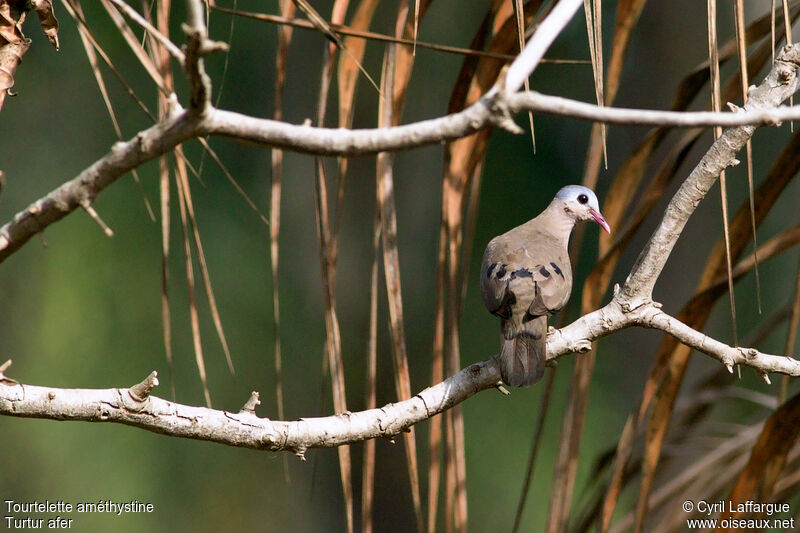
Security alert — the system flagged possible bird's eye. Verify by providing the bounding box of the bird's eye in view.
[578,194,589,204]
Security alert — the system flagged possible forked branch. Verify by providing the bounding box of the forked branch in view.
[1,4,800,454]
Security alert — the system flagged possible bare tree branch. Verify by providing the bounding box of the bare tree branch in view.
[548,300,800,378]
[6,87,800,266]
[3,2,800,459]
[0,288,797,453]
[3,41,800,265]
[509,90,800,127]
[0,363,501,456]
[620,43,800,308]
[182,0,228,113]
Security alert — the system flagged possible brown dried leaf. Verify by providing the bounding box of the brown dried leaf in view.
[271,0,295,485]
[784,0,793,44]
[512,0,535,152]
[0,1,31,111]
[337,0,380,130]
[377,43,423,533]
[721,390,800,523]
[595,9,797,529]
[0,1,24,45]
[333,0,377,274]
[60,0,155,119]
[210,5,518,62]
[429,221,446,533]
[0,65,11,90]
[733,0,762,314]
[175,160,212,409]
[633,128,800,532]
[293,0,379,93]
[584,0,605,168]
[100,0,169,95]
[0,39,28,111]
[390,0,433,122]
[176,146,236,376]
[30,0,58,50]
[154,0,175,400]
[159,154,174,399]
[581,0,646,192]
[314,156,354,533]
[312,3,353,529]
[316,0,348,272]
[704,0,741,376]
[362,200,381,533]
[439,3,541,531]
[707,223,800,298]
[606,0,648,104]
[65,0,154,221]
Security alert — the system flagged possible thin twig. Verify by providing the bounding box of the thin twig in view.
[108,0,185,63]
[209,5,589,64]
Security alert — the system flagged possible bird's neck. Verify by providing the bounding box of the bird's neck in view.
[535,200,577,246]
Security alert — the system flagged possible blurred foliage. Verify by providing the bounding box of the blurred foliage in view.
[1,1,799,532]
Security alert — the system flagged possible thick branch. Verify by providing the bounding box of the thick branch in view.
[5,67,800,264]
[182,0,228,112]
[620,43,800,306]
[199,101,501,155]
[635,308,800,378]
[1,293,797,453]
[0,364,501,455]
[201,94,800,156]
[548,300,800,377]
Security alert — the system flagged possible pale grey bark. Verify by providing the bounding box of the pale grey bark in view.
[0,364,500,456]
[1,1,799,452]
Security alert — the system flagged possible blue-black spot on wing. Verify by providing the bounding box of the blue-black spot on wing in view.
[510,268,532,280]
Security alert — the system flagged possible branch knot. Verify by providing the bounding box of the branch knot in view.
[127,371,159,405]
[484,66,525,135]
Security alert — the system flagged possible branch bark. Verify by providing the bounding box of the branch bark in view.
[1,292,798,453]
[0,363,501,456]
[620,43,800,308]
[6,85,800,265]
[2,5,800,458]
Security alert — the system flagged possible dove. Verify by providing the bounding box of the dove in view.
[480,185,611,387]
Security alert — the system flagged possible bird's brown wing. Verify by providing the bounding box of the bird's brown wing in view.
[480,237,515,319]
[524,253,571,317]
[481,229,571,320]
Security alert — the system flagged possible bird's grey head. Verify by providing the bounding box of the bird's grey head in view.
[555,185,611,233]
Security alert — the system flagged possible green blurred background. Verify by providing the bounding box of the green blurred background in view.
[1,1,799,531]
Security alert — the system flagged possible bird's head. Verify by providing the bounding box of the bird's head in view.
[555,185,611,234]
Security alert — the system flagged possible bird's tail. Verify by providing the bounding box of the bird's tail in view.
[499,317,547,387]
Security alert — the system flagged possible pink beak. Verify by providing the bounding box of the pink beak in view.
[590,209,611,234]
